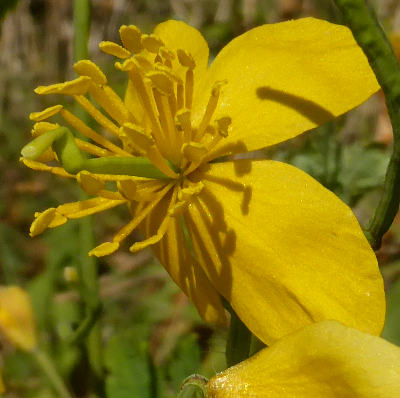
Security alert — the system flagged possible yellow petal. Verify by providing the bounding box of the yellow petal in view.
[193,18,380,157]
[153,20,209,89]
[208,320,400,398]
[186,160,384,345]
[0,286,37,351]
[141,196,227,326]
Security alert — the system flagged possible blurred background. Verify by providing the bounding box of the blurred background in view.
[1,0,400,397]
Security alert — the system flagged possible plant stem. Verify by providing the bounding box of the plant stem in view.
[33,349,73,398]
[333,0,400,249]
[73,0,104,384]
[73,0,90,62]
[225,304,252,367]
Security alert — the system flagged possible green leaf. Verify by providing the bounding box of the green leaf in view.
[105,329,155,398]
[168,334,201,392]
[337,143,389,205]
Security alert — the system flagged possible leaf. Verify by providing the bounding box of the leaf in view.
[168,333,201,392]
[105,328,155,398]
[337,143,389,205]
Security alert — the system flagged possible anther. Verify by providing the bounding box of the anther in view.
[77,171,105,196]
[177,49,196,70]
[117,179,137,200]
[35,77,91,96]
[119,25,142,54]
[182,142,208,163]
[176,109,192,143]
[99,41,131,59]
[159,47,175,61]
[194,80,227,142]
[121,123,155,152]
[141,34,164,53]
[74,60,107,86]
[147,71,175,96]
[30,105,63,122]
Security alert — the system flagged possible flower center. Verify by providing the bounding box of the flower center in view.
[110,28,231,177]
[22,24,233,258]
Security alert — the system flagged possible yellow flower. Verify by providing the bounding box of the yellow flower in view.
[0,286,37,352]
[21,18,384,345]
[207,320,400,398]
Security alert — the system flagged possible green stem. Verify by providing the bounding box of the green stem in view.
[333,0,400,249]
[33,349,73,398]
[73,0,104,388]
[225,304,252,367]
[73,0,91,62]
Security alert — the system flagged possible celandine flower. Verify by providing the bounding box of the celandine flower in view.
[21,18,385,345]
[207,320,400,398]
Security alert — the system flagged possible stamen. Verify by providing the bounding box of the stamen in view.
[159,47,175,62]
[118,179,166,201]
[141,34,164,53]
[121,123,154,153]
[30,208,68,236]
[169,181,205,217]
[151,87,180,164]
[75,139,113,158]
[194,80,226,142]
[176,83,184,110]
[30,105,63,122]
[56,197,125,219]
[60,109,131,156]
[88,82,133,125]
[176,109,192,143]
[119,25,142,54]
[146,145,180,179]
[185,70,194,109]
[182,142,208,163]
[129,185,178,253]
[128,62,167,152]
[202,117,232,162]
[73,95,121,137]
[20,158,75,179]
[32,122,60,137]
[89,182,173,257]
[74,60,107,85]
[99,41,131,58]
[176,49,196,69]
[117,179,137,200]
[35,77,91,96]
[77,171,105,195]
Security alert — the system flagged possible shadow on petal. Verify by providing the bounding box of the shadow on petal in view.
[256,86,335,126]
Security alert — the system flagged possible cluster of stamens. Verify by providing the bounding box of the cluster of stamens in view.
[23,24,231,257]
